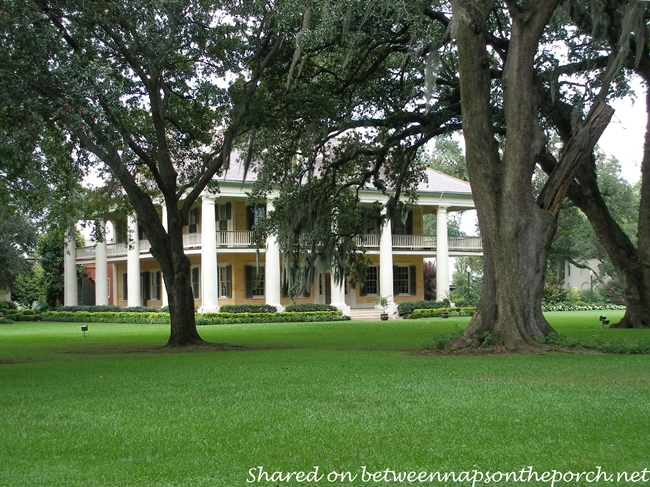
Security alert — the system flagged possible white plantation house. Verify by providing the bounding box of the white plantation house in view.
[64,159,482,317]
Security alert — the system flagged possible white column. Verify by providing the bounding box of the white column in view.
[379,206,397,314]
[330,271,350,316]
[111,263,118,306]
[161,205,169,307]
[436,206,450,301]
[95,222,109,306]
[265,199,284,311]
[127,214,141,307]
[200,196,219,312]
[63,230,78,306]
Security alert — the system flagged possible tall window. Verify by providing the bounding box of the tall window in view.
[392,210,413,235]
[191,266,200,299]
[247,204,266,230]
[122,272,128,301]
[245,265,265,298]
[150,271,161,301]
[361,266,379,296]
[217,203,232,244]
[188,208,199,234]
[218,265,232,299]
[394,265,417,296]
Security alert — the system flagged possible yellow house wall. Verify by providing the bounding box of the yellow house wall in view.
[355,255,424,305]
[412,208,422,235]
[233,201,248,232]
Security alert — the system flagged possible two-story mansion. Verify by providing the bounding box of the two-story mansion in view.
[64,161,481,316]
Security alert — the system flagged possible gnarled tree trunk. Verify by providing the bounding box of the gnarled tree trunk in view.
[449,0,613,350]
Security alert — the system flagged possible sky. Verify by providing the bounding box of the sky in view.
[459,76,647,235]
[598,76,646,184]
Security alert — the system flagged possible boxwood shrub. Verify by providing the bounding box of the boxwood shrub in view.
[409,307,476,319]
[55,305,165,313]
[219,304,278,313]
[196,311,348,325]
[398,300,450,317]
[284,303,338,312]
[42,310,349,325]
[42,311,170,324]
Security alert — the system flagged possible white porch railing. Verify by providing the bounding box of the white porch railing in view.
[217,230,253,247]
[183,233,202,248]
[449,236,483,251]
[355,234,380,248]
[356,234,482,252]
[77,232,483,261]
[76,247,96,260]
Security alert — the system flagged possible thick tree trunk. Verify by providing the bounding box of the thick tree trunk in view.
[448,0,561,351]
[611,61,650,328]
[165,262,202,346]
[450,213,555,350]
[146,202,203,346]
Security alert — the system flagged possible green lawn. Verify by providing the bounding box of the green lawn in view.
[1,311,649,486]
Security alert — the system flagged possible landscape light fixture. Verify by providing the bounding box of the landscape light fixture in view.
[81,325,88,337]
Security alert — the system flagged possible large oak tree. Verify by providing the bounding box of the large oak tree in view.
[449,0,616,350]
[1,0,302,345]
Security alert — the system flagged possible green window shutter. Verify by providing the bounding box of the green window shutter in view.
[247,206,254,231]
[406,211,413,235]
[225,202,232,220]
[393,266,398,296]
[245,265,253,299]
[410,265,417,295]
[225,265,232,298]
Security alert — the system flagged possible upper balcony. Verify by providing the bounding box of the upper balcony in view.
[76,231,483,260]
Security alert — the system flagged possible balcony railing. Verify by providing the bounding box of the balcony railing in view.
[217,230,253,247]
[77,232,483,260]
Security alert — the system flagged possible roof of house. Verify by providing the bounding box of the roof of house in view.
[215,152,472,197]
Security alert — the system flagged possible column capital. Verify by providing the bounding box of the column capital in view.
[202,195,216,204]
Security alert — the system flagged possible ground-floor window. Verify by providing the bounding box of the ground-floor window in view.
[219,265,232,299]
[150,271,161,301]
[361,266,379,296]
[191,266,200,300]
[122,272,128,301]
[394,265,417,296]
[245,265,265,298]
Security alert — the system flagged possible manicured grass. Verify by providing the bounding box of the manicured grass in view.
[0,311,649,486]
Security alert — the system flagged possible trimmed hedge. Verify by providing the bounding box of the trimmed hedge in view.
[398,300,450,317]
[284,303,338,313]
[541,304,626,312]
[55,305,166,313]
[409,307,476,319]
[196,311,349,325]
[42,310,349,325]
[43,311,170,324]
[219,304,278,314]
[2,310,42,321]
[0,317,15,324]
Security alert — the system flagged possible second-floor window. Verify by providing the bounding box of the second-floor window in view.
[247,204,266,230]
[392,210,413,235]
[188,208,199,234]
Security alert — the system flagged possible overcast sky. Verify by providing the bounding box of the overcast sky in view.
[598,77,647,183]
